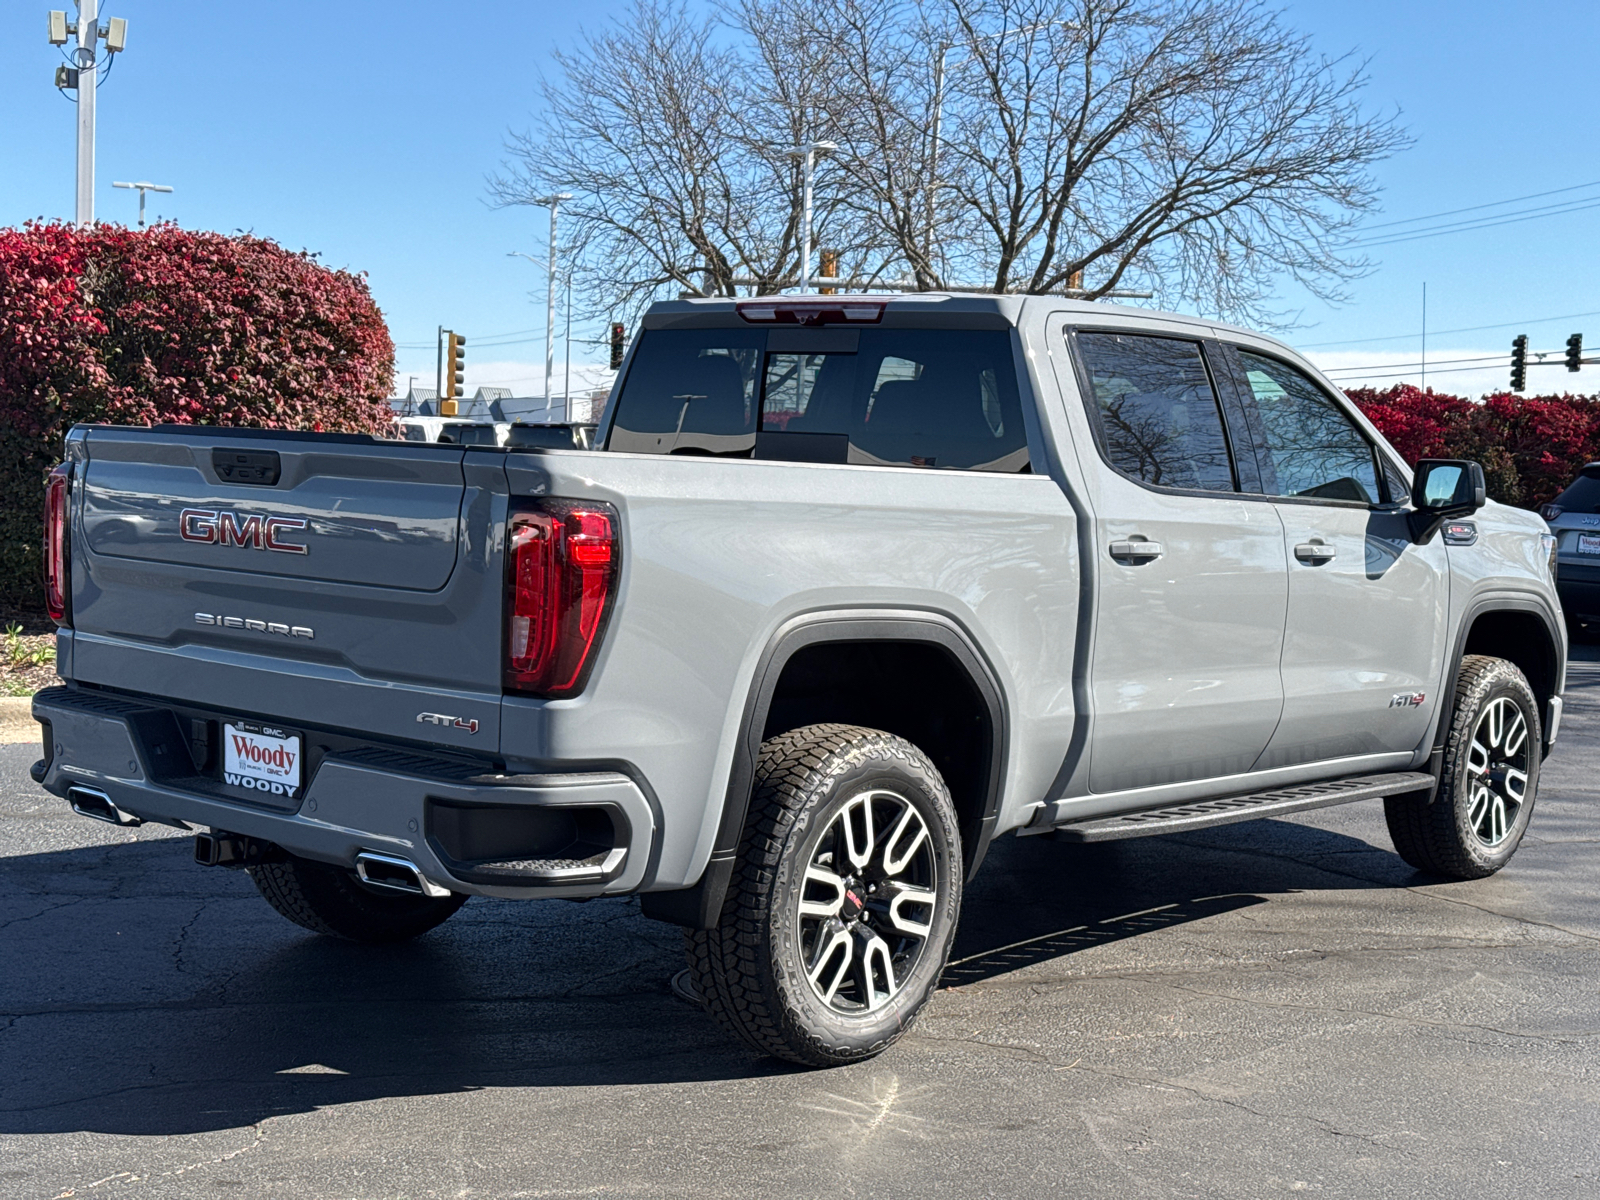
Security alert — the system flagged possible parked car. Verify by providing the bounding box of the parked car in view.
[33,293,1565,1066]
[1540,463,1600,636]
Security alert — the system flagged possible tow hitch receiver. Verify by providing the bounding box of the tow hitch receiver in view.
[194,831,286,868]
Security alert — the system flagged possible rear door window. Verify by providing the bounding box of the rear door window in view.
[1236,351,1380,505]
[607,328,1029,472]
[1073,332,1236,491]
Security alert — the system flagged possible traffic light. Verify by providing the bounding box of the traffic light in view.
[1567,333,1583,373]
[609,323,626,371]
[1510,334,1528,392]
[444,332,466,401]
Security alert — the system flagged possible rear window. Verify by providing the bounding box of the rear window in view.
[1555,468,1600,512]
[606,328,1029,472]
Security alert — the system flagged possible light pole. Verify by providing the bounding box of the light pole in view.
[927,22,1067,284]
[783,142,836,293]
[509,251,573,415]
[111,180,171,227]
[525,193,572,403]
[48,3,129,227]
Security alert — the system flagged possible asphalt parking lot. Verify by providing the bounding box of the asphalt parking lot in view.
[3,658,1598,1200]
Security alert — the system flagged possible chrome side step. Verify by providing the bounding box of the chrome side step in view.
[1051,771,1435,843]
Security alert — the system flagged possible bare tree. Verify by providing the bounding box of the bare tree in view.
[924,0,1406,316]
[490,1,790,313]
[496,0,1406,326]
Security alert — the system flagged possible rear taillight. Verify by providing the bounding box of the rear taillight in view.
[504,500,618,697]
[1540,503,1564,521]
[44,463,70,625]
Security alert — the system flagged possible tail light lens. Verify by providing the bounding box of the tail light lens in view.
[505,500,618,697]
[44,464,70,625]
[1540,503,1564,521]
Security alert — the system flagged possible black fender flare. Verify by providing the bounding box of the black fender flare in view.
[1425,592,1565,783]
[640,609,1009,929]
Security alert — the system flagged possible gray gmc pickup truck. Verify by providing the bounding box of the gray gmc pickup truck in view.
[33,294,1565,1066]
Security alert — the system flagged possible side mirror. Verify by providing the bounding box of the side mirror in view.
[1409,459,1487,543]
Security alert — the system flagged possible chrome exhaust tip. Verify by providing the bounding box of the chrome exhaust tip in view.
[354,851,452,898]
[67,785,142,827]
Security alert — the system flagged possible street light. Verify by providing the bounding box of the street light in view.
[111,179,171,227]
[783,141,836,293]
[509,251,574,415]
[927,22,1071,281]
[524,193,572,404]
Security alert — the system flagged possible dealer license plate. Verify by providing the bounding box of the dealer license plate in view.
[1578,534,1600,556]
[222,721,304,801]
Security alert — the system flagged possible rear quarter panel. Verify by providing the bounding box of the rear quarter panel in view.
[503,449,1079,889]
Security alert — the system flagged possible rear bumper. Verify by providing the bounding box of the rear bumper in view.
[31,686,656,900]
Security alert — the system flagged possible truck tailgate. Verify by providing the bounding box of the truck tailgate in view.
[65,427,507,752]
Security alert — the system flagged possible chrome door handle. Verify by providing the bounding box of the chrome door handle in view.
[1109,540,1164,561]
[1294,542,1336,564]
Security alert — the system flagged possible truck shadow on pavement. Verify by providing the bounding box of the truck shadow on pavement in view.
[0,815,1418,1138]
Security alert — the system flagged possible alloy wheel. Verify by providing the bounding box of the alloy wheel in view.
[797,788,939,1014]
[1466,696,1531,848]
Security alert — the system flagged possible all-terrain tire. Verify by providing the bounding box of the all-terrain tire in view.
[1384,655,1542,880]
[686,723,963,1067]
[249,854,467,943]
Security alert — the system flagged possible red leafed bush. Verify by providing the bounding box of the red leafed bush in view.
[0,220,395,603]
[1347,384,1600,511]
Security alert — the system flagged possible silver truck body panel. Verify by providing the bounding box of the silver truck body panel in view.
[34,294,1566,902]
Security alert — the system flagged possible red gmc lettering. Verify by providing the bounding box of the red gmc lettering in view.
[219,512,263,549]
[178,509,308,555]
[264,517,309,555]
[179,508,218,544]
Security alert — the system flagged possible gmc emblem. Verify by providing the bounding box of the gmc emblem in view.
[180,508,308,555]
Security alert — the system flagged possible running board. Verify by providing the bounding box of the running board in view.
[1051,771,1435,843]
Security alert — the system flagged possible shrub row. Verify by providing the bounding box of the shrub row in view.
[1348,384,1600,511]
[0,222,394,604]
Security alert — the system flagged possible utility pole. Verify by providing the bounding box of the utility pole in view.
[435,325,444,404]
[784,142,836,293]
[1421,282,1427,391]
[112,180,172,227]
[48,3,128,227]
[527,193,572,403]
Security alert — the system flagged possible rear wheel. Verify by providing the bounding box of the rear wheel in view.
[1385,655,1541,880]
[687,724,963,1067]
[249,854,467,943]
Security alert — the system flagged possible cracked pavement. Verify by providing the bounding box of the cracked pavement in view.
[3,653,1598,1198]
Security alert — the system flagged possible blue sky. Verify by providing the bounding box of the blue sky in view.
[2,0,1596,399]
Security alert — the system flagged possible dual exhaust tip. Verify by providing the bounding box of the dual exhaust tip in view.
[67,785,142,827]
[67,786,452,899]
[355,851,453,898]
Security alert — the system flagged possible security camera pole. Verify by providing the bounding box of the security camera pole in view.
[47,2,128,227]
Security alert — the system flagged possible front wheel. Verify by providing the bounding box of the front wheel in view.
[687,724,963,1067]
[1385,655,1542,880]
